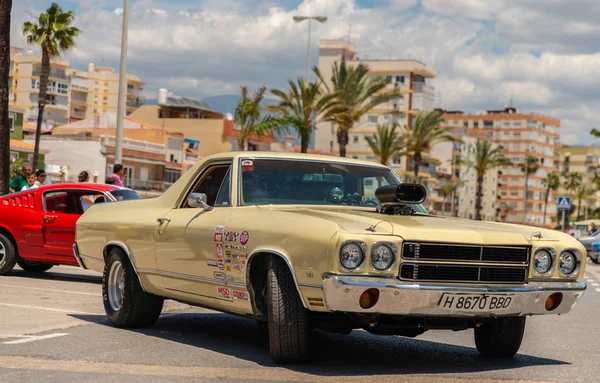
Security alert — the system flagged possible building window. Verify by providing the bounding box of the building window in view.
[368,115,378,125]
[9,114,14,131]
[386,75,392,82]
[393,157,401,165]
[396,75,405,83]
[473,121,479,128]
[514,121,522,127]
[353,135,359,144]
[503,121,510,127]
[463,121,468,128]
[10,152,18,162]
[165,168,181,184]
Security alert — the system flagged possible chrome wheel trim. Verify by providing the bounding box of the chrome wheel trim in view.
[108,261,125,312]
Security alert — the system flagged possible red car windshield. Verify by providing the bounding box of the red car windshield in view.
[108,189,141,201]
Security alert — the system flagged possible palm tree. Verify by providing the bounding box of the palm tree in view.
[520,155,540,224]
[266,77,336,153]
[541,172,560,226]
[575,184,594,221]
[0,0,12,195]
[564,172,583,197]
[438,180,465,216]
[314,60,402,157]
[233,86,284,151]
[23,3,80,169]
[364,124,406,165]
[405,110,458,181]
[459,139,512,220]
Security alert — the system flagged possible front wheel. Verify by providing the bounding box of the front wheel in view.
[17,260,54,273]
[0,233,17,275]
[475,316,526,358]
[102,248,164,328]
[267,256,310,364]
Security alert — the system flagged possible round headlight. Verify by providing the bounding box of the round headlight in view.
[371,244,395,270]
[533,249,553,274]
[559,251,577,275]
[340,242,364,270]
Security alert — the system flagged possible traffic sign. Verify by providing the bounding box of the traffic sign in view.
[557,196,571,211]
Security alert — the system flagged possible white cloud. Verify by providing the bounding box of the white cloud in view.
[10,0,600,145]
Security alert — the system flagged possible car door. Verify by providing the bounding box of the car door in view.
[43,189,104,264]
[156,161,234,298]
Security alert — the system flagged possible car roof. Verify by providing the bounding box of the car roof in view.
[0,183,131,199]
[202,151,390,169]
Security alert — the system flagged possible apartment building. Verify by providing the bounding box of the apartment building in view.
[556,146,600,219]
[441,107,560,227]
[9,47,145,125]
[314,38,436,175]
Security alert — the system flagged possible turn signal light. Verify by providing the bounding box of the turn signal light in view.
[545,292,563,311]
[359,288,380,309]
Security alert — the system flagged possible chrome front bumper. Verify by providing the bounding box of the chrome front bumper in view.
[72,243,86,269]
[322,275,587,317]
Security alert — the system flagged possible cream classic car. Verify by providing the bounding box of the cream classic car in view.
[74,152,587,364]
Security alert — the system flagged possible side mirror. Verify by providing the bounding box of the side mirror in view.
[188,192,214,211]
[375,183,427,204]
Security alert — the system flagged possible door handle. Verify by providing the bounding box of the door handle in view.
[44,215,57,223]
[156,218,171,235]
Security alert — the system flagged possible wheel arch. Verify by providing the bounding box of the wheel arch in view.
[246,249,307,318]
[0,224,19,257]
[103,241,147,292]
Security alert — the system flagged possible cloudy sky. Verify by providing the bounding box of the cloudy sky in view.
[11,0,600,145]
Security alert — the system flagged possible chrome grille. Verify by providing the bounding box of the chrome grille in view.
[400,242,530,284]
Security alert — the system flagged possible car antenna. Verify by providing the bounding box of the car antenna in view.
[366,220,385,232]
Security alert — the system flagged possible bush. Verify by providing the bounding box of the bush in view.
[9,159,26,182]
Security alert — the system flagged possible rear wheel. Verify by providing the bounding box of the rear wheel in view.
[17,260,54,273]
[267,256,310,364]
[102,248,164,328]
[0,233,17,275]
[475,316,526,358]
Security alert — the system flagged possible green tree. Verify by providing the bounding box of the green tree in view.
[405,110,458,181]
[266,77,336,153]
[0,0,12,195]
[564,172,583,197]
[520,155,540,224]
[314,60,402,157]
[364,123,406,165]
[23,2,80,168]
[575,184,594,221]
[233,86,284,151]
[9,159,25,182]
[541,172,560,226]
[459,139,512,220]
[438,180,465,216]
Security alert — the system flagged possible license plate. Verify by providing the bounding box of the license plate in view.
[438,293,514,311]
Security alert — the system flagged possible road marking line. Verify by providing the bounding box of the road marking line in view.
[592,283,600,287]
[0,284,100,296]
[3,333,69,345]
[0,303,102,315]
[596,288,600,293]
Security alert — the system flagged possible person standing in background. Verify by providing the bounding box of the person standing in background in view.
[9,164,32,193]
[92,171,99,183]
[111,164,125,187]
[34,170,47,187]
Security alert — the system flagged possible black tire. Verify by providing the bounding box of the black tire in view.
[592,258,600,264]
[475,316,526,358]
[17,260,54,273]
[267,256,310,364]
[0,232,17,275]
[102,248,164,328]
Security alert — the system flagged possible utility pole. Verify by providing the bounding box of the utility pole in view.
[293,16,327,83]
[522,162,528,224]
[115,0,130,165]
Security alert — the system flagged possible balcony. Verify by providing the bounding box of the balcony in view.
[126,97,145,108]
[71,97,88,105]
[32,69,68,80]
[100,135,165,155]
[71,84,89,92]
[70,109,86,119]
[413,82,435,93]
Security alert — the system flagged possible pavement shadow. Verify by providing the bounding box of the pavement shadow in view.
[7,269,101,285]
[70,310,569,377]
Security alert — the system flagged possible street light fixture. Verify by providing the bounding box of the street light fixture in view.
[115,0,130,165]
[293,15,327,82]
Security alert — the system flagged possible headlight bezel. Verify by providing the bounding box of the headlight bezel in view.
[533,247,556,275]
[339,240,367,271]
[558,248,582,277]
[370,242,398,271]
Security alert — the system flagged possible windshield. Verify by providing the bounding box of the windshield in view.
[239,158,427,212]
[109,189,141,202]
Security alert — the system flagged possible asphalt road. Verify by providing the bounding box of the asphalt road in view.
[1,263,600,383]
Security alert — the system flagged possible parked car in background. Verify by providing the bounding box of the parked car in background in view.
[0,184,140,275]
[577,230,600,262]
[588,242,600,264]
[75,152,586,364]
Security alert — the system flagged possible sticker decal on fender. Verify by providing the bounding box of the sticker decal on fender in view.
[217,286,232,300]
[240,231,249,245]
[232,290,250,301]
[216,243,224,258]
[214,233,223,243]
[215,225,225,234]
[207,260,218,267]
[213,271,226,280]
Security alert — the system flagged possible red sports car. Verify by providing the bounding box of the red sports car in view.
[0,183,140,275]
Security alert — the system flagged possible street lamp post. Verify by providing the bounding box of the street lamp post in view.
[115,0,130,165]
[293,15,327,82]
